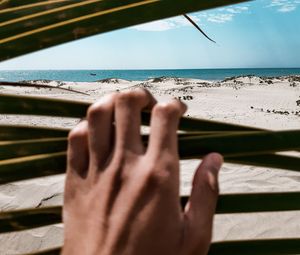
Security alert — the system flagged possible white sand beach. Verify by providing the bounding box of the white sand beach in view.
[0,75,300,254]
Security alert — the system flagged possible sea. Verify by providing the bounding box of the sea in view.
[0,68,300,82]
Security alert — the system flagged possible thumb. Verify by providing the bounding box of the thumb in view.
[184,153,223,254]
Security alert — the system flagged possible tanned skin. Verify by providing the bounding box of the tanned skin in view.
[63,89,223,255]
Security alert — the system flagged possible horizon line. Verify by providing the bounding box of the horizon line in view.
[1,67,300,71]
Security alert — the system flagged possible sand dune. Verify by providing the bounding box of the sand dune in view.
[0,76,300,254]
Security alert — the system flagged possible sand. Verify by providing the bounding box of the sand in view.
[0,75,300,254]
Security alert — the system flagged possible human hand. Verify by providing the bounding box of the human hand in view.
[63,89,223,255]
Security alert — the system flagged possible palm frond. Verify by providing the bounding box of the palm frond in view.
[0,138,67,160]
[183,14,216,43]
[0,0,74,21]
[21,239,300,255]
[20,239,300,255]
[1,94,299,185]
[209,239,300,255]
[1,152,300,185]
[0,125,69,141]
[0,81,89,95]
[25,247,61,255]
[2,192,300,234]
[0,94,89,118]
[179,130,300,158]
[0,206,61,233]
[0,93,262,131]
[2,1,299,255]
[226,154,300,172]
[0,152,66,184]
[0,0,249,61]
[0,0,52,10]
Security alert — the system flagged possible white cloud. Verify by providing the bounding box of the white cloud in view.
[207,13,234,23]
[197,5,249,24]
[131,4,249,31]
[268,0,299,12]
[225,6,249,13]
[226,8,241,13]
[132,16,198,32]
[278,4,296,11]
[133,20,176,31]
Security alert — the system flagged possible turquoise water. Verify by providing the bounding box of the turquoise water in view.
[0,68,300,82]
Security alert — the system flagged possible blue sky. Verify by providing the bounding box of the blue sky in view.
[0,0,299,70]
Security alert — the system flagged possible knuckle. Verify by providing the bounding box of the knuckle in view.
[148,169,172,188]
[116,88,151,107]
[171,99,187,114]
[117,90,138,102]
[143,159,174,187]
[134,87,149,96]
[87,105,105,122]
[153,102,181,119]
[151,175,167,188]
[68,122,88,145]
[87,95,115,121]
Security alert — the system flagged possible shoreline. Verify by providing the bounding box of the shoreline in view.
[1,68,300,82]
[1,73,299,84]
[0,74,299,85]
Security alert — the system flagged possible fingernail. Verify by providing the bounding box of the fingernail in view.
[207,153,223,174]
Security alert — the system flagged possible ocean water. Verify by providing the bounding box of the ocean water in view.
[0,68,300,82]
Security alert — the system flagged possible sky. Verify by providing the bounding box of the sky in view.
[0,0,300,70]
